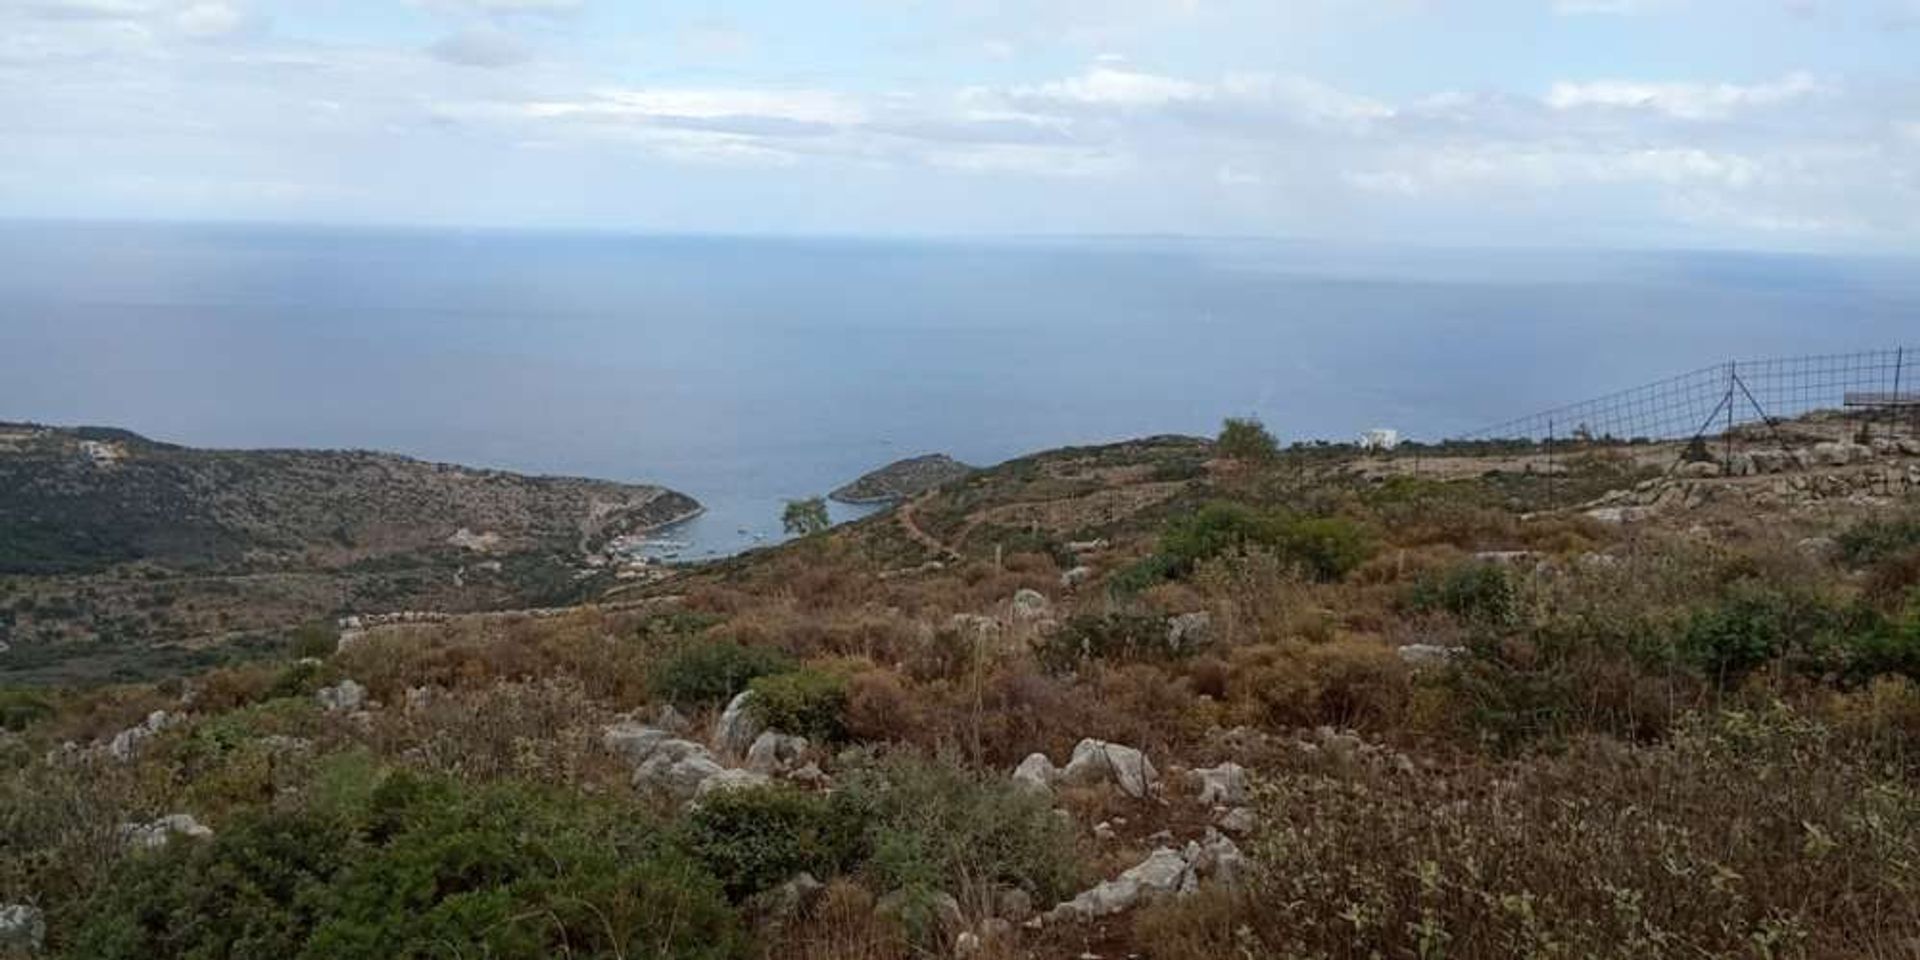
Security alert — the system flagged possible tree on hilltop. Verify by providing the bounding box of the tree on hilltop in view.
[1217,417,1279,464]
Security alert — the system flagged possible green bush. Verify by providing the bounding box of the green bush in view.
[650,640,795,706]
[1679,586,1819,684]
[682,785,859,900]
[838,756,1082,904]
[1216,417,1279,463]
[746,668,848,742]
[1155,502,1374,584]
[1272,516,1374,582]
[0,688,54,732]
[1033,613,1181,674]
[71,770,744,960]
[1836,514,1920,567]
[286,621,340,659]
[1411,562,1518,625]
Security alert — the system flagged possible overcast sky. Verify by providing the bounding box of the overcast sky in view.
[3,0,1918,250]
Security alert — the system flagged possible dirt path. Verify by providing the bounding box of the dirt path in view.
[897,494,962,561]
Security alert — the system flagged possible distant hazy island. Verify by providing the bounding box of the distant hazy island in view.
[829,453,976,505]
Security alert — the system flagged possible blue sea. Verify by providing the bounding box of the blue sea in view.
[2,221,1916,558]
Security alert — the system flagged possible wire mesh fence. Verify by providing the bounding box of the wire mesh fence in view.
[1453,347,1920,447]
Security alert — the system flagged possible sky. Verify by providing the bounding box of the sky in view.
[2,0,1918,251]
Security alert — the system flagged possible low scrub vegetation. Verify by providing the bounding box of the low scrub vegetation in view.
[5,433,1919,959]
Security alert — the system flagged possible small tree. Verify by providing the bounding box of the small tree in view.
[1217,416,1279,464]
[782,496,830,537]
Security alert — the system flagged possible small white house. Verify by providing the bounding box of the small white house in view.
[1358,428,1401,451]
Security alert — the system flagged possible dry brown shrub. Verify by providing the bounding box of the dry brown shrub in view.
[843,668,927,745]
[183,662,285,713]
[44,684,177,744]
[1189,548,1331,646]
[1824,674,1920,747]
[1130,886,1259,960]
[1239,708,1920,959]
[769,879,908,960]
[1137,580,1205,615]
[334,613,652,707]
[1225,638,1410,731]
[363,678,623,789]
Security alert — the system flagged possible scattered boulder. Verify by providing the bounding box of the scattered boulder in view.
[948,614,1002,642]
[747,872,823,926]
[1065,538,1110,553]
[1796,536,1838,559]
[954,930,983,957]
[0,904,44,955]
[1314,726,1364,757]
[876,888,964,935]
[1060,566,1094,589]
[1677,460,1721,479]
[1011,753,1060,795]
[1061,738,1158,798]
[694,768,774,800]
[316,679,367,713]
[106,710,175,762]
[713,690,762,757]
[403,686,437,713]
[1192,762,1248,806]
[744,731,809,774]
[121,813,213,851]
[1049,830,1247,922]
[633,739,726,801]
[1181,831,1246,889]
[1166,611,1213,652]
[1011,589,1052,622]
[1813,441,1872,467]
[1216,807,1257,834]
[1049,847,1189,920]
[1396,643,1464,668]
[995,886,1034,923]
[602,721,672,766]
[655,703,692,733]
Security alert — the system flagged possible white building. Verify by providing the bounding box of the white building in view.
[1358,428,1401,451]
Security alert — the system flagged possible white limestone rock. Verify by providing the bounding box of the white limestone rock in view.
[0,904,44,955]
[1010,752,1060,795]
[1011,589,1052,622]
[1061,738,1158,799]
[744,731,809,774]
[121,813,213,851]
[1192,762,1248,806]
[316,679,367,713]
[713,690,762,757]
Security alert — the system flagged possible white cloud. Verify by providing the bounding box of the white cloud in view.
[1546,72,1825,119]
[430,24,530,67]
[1017,66,1208,107]
[523,88,866,126]
[173,2,241,38]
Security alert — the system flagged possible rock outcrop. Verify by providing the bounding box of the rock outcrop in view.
[713,691,762,757]
[1192,762,1248,806]
[121,813,213,851]
[106,710,175,762]
[316,679,368,713]
[0,904,44,955]
[1061,738,1159,798]
[1047,831,1245,922]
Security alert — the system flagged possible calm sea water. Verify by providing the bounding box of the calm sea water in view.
[2,221,1916,557]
